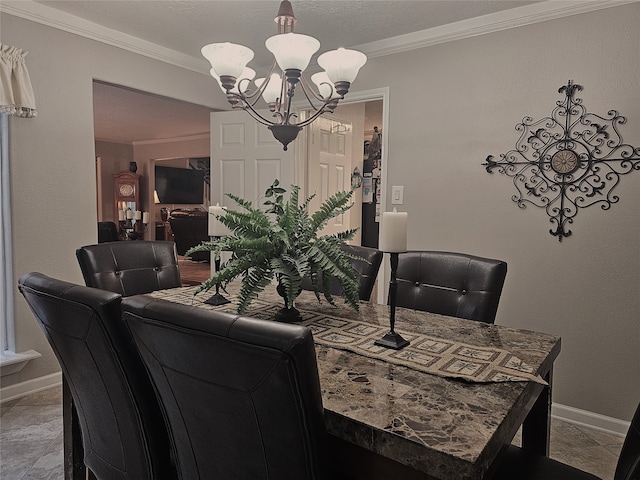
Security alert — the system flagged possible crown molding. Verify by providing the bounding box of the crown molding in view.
[131,133,211,146]
[355,0,640,58]
[2,0,637,73]
[0,0,210,74]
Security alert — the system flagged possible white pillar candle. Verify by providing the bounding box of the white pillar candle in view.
[126,209,133,220]
[209,203,231,237]
[118,209,125,221]
[142,212,150,224]
[134,210,142,220]
[379,208,408,252]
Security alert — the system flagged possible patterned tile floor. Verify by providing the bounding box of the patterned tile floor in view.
[0,385,625,480]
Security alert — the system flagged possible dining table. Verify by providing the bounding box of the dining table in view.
[144,283,561,480]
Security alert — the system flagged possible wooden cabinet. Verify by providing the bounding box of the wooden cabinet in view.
[113,171,140,220]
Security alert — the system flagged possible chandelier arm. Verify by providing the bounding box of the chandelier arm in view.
[297,80,323,112]
[244,60,280,107]
[280,75,290,121]
[296,101,334,128]
[240,102,284,127]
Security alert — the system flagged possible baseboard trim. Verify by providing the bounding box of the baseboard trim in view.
[0,372,62,403]
[552,402,630,437]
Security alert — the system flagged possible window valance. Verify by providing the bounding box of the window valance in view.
[0,43,37,118]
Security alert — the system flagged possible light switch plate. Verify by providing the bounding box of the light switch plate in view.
[391,186,404,205]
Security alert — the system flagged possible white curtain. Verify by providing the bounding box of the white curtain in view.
[0,44,36,354]
[0,44,37,118]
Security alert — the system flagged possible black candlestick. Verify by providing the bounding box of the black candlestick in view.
[204,238,230,306]
[374,252,410,350]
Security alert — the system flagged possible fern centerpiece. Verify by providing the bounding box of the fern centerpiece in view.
[186,180,361,322]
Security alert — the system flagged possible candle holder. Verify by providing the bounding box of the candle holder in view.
[204,237,230,306]
[374,252,410,350]
[118,218,148,240]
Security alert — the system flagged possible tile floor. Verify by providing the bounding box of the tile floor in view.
[1,384,626,480]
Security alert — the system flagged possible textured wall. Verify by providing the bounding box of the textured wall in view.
[351,3,640,420]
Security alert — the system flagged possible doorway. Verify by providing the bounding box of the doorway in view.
[297,87,389,303]
[92,80,213,237]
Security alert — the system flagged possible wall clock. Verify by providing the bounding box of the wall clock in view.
[483,81,640,241]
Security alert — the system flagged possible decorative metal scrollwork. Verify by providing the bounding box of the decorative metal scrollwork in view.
[483,81,640,241]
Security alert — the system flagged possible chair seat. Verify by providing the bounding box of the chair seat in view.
[492,445,602,480]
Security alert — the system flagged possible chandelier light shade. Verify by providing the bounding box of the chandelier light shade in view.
[201,0,367,150]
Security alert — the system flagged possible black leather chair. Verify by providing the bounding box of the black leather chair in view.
[395,251,507,324]
[17,273,175,480]
[301,244,383,301]
[76,240,182,296]
[493,401,640,480]
[97,221,119,243]
[122,294,332,480]
[168,209,209,262]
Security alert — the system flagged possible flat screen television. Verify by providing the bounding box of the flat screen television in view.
[155,166,205,204]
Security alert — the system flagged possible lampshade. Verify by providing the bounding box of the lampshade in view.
[311,72,340,99]
[265,33,319,71]
[201,42,254,79]
[317,48,367,83]
[255,74,282,104]
[211,67,256,94]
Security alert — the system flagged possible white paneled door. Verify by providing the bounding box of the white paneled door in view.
[209,110,294,209]
[307,115,353,236]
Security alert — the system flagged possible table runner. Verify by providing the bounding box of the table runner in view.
[151,287,546,385]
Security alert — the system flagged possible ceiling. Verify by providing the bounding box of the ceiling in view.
[34,0,545,143]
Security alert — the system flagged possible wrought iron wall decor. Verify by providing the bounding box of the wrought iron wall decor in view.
[483,81,640,241]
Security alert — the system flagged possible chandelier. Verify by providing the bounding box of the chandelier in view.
[201,0,367,150]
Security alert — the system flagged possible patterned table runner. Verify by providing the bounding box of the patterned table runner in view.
[152,287,546,385]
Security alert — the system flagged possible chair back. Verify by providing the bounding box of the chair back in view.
[168,209,209,261]
[18,273,174,480]
[76,241,181,296]
[122,295,329,480]
[615,401,640,480]
[301,244,383,301]
[395,251,507,324]
[98,221,119,243]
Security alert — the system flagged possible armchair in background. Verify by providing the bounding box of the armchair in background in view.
[168,209,210,262]
[97,221,119,243]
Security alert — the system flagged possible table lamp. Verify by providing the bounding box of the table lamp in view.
[375,208,410,350]
[205,204,232,306]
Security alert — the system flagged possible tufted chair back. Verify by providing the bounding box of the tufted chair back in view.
[18,273,175,480]
[394,251,507,324]
[122,295,331,480]
[301,244,383,301]
[76,241,181,296]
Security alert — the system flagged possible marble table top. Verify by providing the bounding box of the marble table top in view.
[153,285,561,480]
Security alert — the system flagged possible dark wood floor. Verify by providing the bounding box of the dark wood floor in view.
[178,256,211,286]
